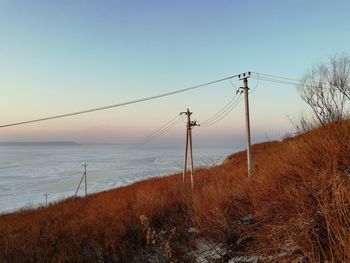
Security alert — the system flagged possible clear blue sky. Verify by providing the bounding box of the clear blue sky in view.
[0,0,349,146]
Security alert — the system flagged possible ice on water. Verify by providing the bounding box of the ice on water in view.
[0,144,232,214]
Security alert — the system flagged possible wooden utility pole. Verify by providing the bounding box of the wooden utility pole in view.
[180,109,198,189]
[239,72,253,177]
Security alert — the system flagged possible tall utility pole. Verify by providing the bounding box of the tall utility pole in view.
[180,108,198,189]
[239,72,253,177]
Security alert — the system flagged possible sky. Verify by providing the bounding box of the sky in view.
[0,0,350,147]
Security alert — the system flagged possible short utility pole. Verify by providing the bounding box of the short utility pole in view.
[83,163,87,196]
[180,108,198,189]
[239,72,253,177]
[74,163,88,197]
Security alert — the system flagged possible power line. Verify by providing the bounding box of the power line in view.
[0,74,240,129]
[180,114,187,123]
[251,72,260,92]
[133,115,182,147]
[142,115,180,140]
[199,93,243,127]
[252,75,330,90]
[251,72,300,82]
[200,93,240,124]
[229,78,240,91]
[251,75,301,86]
[199,93,241,126]
[251,72,327,89]
[199,76,259,128]
[141,120,181,144]
[150,119,182,138]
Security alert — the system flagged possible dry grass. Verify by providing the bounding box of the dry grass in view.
[1,121,350,262]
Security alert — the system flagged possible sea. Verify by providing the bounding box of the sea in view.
[0,144,234,214]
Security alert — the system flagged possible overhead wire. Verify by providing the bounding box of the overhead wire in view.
[251,75,301,86]
[180,114,187,123]
[229,77,240,91]
[0,74,240,129]
[199,93,243,127]
[251,72,333,90]
[198,79,241,126]
[250,72,260,93]
[199,75,260,128]
[251,72,300,82]
[250,72,327,89]
[143,119,182,143]
[142,115,180,140]
[133,115,182,147]
[199,93,241,127]
[1,71,304,133]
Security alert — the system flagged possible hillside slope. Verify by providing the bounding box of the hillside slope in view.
[1,122,350,262]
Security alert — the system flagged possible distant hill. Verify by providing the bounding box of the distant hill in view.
[0,141,81,146]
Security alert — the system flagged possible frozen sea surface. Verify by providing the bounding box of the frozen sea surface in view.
[0,144,234,214]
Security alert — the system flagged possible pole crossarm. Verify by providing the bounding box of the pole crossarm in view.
[238,71,251,80]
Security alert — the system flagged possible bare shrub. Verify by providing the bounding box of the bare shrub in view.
[298,54,350,126]
[139,214,177,261]
[287,112,319,135]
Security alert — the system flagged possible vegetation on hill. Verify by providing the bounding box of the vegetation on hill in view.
[0,121,349,262]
